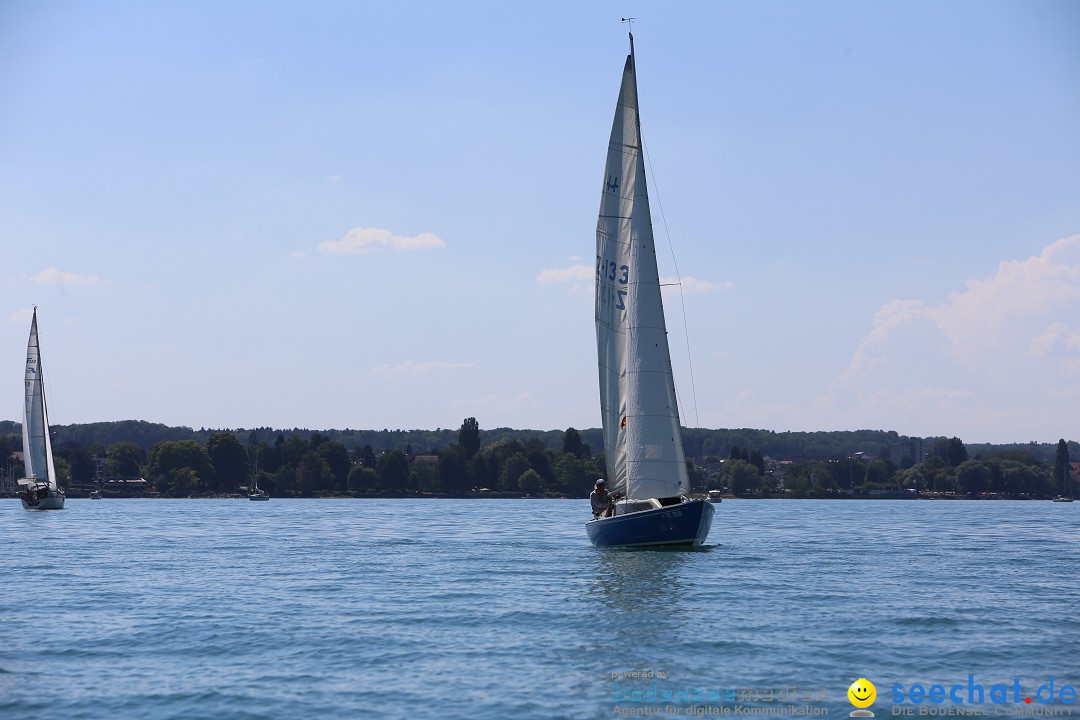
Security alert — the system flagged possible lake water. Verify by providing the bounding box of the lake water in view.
[1,499,1077,720]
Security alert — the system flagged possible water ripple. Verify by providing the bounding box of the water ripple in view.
[1,498,1077,719]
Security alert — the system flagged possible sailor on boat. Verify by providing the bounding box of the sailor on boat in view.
[590,480,619,519]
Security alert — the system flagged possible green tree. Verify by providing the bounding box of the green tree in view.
[947,437,968,467]
[167,467,200,496]
[898,465,926,492]
[814,468,838,495]
[554,453,594,496]
[933,468,958,493]
[498,453,531,491]
[108,441,145,477]
[410,459,439,493]
[146,440,216,497]
[748,449,765,475]
[438,443,472,493]
[931,437,968,467]
[273,464,298,496]
[526,448,555,485]
[562,428,584,457]
[1054,439,1071,496]
[273,434,286,466]
[207,432,249,492]
[0,434,15,466]
[357,444,377,468]
[473,438,524,488]
[279,436,310,469]
[316,440,351,492]
[787,472,811,496]
[864,460,891,486]
[348,465,379,493]
[54,441,95,483]
[297,451,334,495]
[518,468,542,493]
[469,452,496,490]
[727,459,761,495]
[459,417,481,457]
[53,456,72,488]
[378,450,410,492]
[956,460,991,496]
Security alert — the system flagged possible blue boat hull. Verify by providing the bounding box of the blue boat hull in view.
[586,498,714,547]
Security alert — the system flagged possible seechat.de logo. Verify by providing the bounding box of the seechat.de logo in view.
[849,678,877,717]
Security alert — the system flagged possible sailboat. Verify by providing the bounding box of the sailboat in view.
[18,308,65,510]
[248,449,269,501]
[586,34,714,547]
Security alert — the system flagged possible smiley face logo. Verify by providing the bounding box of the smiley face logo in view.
[848,678,876,709]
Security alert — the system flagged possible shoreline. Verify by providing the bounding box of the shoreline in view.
[8,493,1070,501]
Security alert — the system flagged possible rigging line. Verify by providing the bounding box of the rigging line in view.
[641,137,701,429]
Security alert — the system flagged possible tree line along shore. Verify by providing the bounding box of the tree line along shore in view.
[0,419,1075,500]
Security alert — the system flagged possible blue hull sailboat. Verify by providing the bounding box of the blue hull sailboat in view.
[585,34,714,548]
[587,498,714,548]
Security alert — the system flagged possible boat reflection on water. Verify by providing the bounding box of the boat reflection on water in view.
[585,549,708,633]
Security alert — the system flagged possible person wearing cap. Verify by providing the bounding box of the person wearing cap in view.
[590,479,618,518]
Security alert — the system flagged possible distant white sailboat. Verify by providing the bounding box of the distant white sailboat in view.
[18,308,64,510]
[248,450,269,501]
[585,34,714,547]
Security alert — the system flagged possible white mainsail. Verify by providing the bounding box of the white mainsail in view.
[22,308,57,492]
[595,34,689,502]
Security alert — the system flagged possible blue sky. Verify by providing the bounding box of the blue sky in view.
[2,0,1078,444]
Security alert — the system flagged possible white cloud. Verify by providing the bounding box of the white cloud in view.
[537,264,593,285]
[33,267,100,285]
[370,360,474,377]
[290,251,307,260]
[9,308,33,325]
[327,175,341,184]
[934,235,1080,371]
[319,227,444,255]
[536,263,594,294]
[816,235,1080,441]
[828,299,932,387]
[1030,322,1070,358]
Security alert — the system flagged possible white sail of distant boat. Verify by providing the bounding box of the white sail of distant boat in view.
[248,448,269,501]
[586,33,713,547]
[19,308,65,510]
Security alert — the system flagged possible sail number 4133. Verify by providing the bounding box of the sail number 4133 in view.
[597,256,629,284]
[597,256,629,310]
